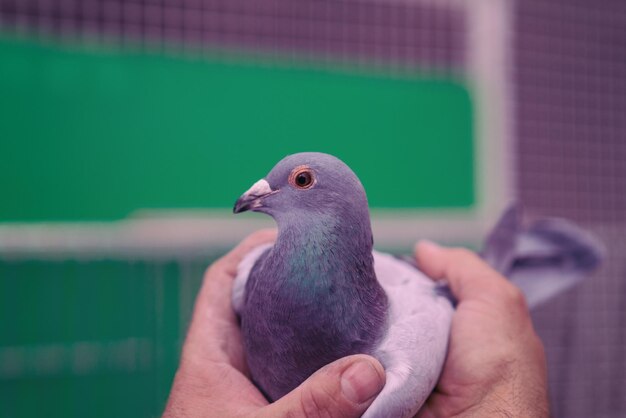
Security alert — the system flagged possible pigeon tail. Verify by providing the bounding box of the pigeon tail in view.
[482,204,605,309]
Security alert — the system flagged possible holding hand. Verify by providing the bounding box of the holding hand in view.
[415,241,549,418]
[163,230,385,418]
[163,231,549,418]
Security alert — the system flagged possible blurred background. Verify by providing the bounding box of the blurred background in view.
[0,0,624,417]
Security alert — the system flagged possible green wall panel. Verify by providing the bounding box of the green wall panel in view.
[0,36,474,222]
[0,255,215,418]
[0,35,476,418]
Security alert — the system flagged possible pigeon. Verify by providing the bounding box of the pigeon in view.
[231,152,603,418]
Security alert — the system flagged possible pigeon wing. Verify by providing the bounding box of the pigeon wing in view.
[363,250,454,418]
[232,243,273,315]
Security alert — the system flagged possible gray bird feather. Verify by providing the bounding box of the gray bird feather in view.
[234,248,453,418]
[231,152,603,417]
[482,204,605,309]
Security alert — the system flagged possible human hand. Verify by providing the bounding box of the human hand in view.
[414,241,549,418]
[163,229,386,418]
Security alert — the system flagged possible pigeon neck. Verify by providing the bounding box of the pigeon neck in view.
[275,211,375,271]
[271,211,387,311]
[244,210,388,399]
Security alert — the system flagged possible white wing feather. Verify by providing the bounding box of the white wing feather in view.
[232,243,273,315]
[364,250,453,418]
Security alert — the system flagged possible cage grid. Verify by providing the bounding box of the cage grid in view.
[1,0,625,417]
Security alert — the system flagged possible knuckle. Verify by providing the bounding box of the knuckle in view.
[494,283,532,322]
[204,260,229,282]
[299,386,334,418]
[203,263,219,281]
[504,284,527,309]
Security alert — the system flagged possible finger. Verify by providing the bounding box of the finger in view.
[191,228,277,326]
[211,228,278,278]
[415,240,513,302]
[197,228,277,314]
[257,355,385,418]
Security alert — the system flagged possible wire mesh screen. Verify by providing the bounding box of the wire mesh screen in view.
[0,1,470,417]
[0,256,213,417]
[0,0,466,72]
[514,1,626,417]
[1,0,625,417]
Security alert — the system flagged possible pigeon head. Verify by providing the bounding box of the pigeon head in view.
[233,152,370,226]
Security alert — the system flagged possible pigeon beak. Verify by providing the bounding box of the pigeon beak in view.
[233,179,278,214]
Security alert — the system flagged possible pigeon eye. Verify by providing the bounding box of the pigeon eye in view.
[289,166,315,189]
[296,172,312,187]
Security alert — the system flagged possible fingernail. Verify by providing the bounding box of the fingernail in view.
[341,360,384,404]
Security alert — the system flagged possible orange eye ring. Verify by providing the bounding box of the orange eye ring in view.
[288,165,315,189]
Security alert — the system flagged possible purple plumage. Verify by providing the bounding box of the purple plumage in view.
[236,153,388,399]
[232,152,604,417]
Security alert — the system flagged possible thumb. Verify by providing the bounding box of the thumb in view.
[257,355,385,418]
